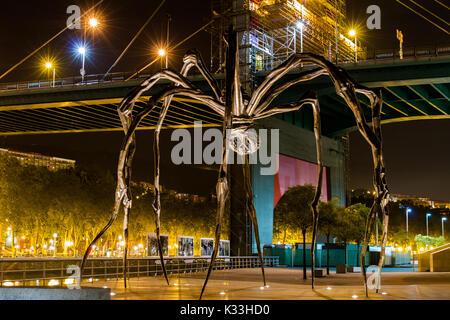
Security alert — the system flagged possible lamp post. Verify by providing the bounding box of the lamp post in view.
[376,212,378,246]
[165,14,171,69]
[45,62,55,88]
[406,207,412,235]
[442,217,447,238]
[78,46,86,83]
[79,16,99,83]
[426,213,432,236]
[349,29,357,62]
[296,21,305,53]
[53,233,57,257]
[158,48,167,69]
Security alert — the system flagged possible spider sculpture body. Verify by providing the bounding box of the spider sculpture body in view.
[81,26,390,299]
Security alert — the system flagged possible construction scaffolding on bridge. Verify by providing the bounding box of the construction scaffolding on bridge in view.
[210,0,364,90]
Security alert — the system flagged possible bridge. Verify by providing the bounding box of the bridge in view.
[1,50,450,254]
[0,51,449,138]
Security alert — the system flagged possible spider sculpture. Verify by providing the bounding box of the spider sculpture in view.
[81,26,390,299]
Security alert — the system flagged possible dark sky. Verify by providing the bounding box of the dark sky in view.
[0,0,449,200]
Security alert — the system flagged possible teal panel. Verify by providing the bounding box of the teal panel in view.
[252,163,275,254]
[263,246,293,266]
[391,251,411,265]
[293,244,370,267]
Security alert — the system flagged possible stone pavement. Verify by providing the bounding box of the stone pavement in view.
[85,267,450,300]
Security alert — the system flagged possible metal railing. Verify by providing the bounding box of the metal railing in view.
[0,256,279,287]
[1,44,448,93]
[0,72,150,93]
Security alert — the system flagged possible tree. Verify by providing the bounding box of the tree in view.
[391,230,411,248]
[275,185,315,279]
[334,206,353,265]
[414,234,444,248]
[318,198,340,275]
[344,203,370,266]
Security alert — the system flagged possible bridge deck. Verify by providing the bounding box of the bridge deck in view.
[0,55,449,136]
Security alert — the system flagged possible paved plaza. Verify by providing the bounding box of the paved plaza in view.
[85,267,450,300]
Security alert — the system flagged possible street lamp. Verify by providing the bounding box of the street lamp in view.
[442,217,447,238]
[79,16,99,84]
[158,48,167,69]
[53,233,57,257]
[88,17,99,29]
[77,46,87,83]
[426,213,432,236]
[349,29,357,62]
[405,207,412,235]
[165,14,171,69]
[296,21,305,53]
[45,61,55,88]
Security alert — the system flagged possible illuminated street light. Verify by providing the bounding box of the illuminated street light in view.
[349,29,357,62]
[88,17,99,28]
[426,213,432,237]
[158,48,166,57]
[65,241,73,247]
[158,48,167,70]
[78,46,86,55]
[296,21,305,53]
[78,16,99,84]
[77,46,87,83]
[406,207,412,235]
[45,61,55,88]
[53,233,57,257]
[296,21,305,30]
[442,217,447,238]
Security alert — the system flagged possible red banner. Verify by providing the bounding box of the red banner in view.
[274,153,329,207]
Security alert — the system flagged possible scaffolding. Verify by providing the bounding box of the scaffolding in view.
[211,0,365,90]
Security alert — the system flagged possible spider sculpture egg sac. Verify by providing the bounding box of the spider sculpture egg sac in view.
[227,128,260,156]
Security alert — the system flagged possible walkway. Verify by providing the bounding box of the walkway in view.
[84,267,450,300]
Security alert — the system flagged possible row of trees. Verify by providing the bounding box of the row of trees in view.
[0,154,224,257]
[274,185,373,278]
[274,185,449,279]
[352,189,448,240]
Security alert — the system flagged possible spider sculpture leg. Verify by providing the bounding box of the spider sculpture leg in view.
[149,52,224,286]
[198,122,230,300]
[253,91,323,288]
[199,28,235,299]
[80,68,223,286]
[373,91,390,294]
[309,93,323,290]
[243,153,266,286]
[80,112,137,285]
[248,54,388,293]
[360,90,386,296]
[148,86,223,286]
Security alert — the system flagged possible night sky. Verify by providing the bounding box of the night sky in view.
[0,1,449,200]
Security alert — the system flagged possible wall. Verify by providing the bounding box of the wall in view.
[251,118,346,253]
